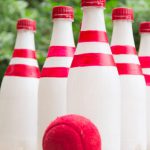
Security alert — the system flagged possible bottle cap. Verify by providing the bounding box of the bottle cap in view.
[140,22,150,33]
[17,18,36,31]
[52,6,74,21]
[81,0,106,7]
[112,7,134,21]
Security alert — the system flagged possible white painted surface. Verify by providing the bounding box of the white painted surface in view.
[43,57,73,68]
[120,75,147,150]
[38,78,67,144]
[50,19,75,46]
[113,54,140,64]
[142,68,150,75]
[139,33,150,56]
[0,77,39,150]
[10,58,38,67]
[111,21,135,47]
[15,30,35,50]
[76,42,112,54]
[81,7,106,31]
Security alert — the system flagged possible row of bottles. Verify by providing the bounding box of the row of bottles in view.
[0,0,150,150]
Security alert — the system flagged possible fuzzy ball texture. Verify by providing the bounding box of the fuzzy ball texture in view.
[43,114,101,150]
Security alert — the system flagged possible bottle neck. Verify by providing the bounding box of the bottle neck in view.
[50,19,75,47]
[15,30,35,50]
[139,33,150,56]
[111,20,135,47]
[81,7,106,31]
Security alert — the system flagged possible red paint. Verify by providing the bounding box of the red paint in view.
[116,63,143,75]
[79,31,108,43]
[71,53,115,68]
[139,56,150,68]
[13,49,36,59]
[144,74,150,86]
[47,46,75,57]
[5,64,40,78]
[111,45,137,55]
[43,114,101,150]
[41,67,69,78]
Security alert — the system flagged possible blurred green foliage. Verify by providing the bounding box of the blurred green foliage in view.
[0,0,150,85]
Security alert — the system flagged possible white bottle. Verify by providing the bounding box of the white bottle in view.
[67,1,121,150]
[0,19,40,150]
[139,22,150,150]
[111,8,147,150]
[38,6,75,150]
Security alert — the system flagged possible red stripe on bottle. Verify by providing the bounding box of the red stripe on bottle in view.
[139,56,150,68]
[144,74,150,86]
[12,49,36,58]
[79,31,108,43]
[111,45,137,55]
[71,53,115,68]
[116,63,143,75]
[47,46,75,57]
[5,64,40,78]
[41,67,69,78]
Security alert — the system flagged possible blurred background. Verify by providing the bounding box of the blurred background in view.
[0,0,150,85]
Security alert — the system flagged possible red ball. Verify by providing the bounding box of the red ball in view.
[43,114,101,150]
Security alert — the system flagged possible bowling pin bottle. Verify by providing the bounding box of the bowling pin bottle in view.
[38,6,75,150]
[111,8,147,150]
[67,1,121,150]
[139,22,150,149]
[0,19,40,150]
